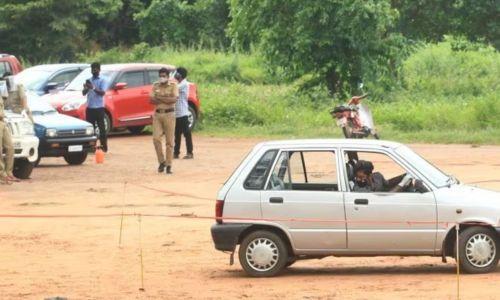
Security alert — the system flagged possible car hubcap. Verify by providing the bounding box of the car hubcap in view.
[465,233,496,268]
[187,110,194,129]
[246,238,279,272]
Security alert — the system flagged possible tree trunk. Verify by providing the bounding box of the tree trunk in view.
[325,68,340,96]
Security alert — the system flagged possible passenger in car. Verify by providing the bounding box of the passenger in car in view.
[351,160,412,192]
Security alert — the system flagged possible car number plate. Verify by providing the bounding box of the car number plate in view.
[68,145,83,152]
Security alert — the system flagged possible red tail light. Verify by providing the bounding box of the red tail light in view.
[215,200,224,224]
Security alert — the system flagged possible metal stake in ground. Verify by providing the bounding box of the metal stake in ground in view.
[456,223,460,300]
[138,213,145,292]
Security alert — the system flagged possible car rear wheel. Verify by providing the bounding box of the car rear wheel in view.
[13,158,34,179]
[128,126,145,135]
[64,152,88,165]
[188,106,197,130]
[457,226,499,274]
[239,230,288,277]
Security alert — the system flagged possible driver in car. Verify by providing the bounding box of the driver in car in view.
[351,160,412,192]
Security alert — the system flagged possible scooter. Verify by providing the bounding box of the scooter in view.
[330,94,380,139]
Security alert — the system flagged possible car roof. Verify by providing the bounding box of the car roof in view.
[25,64,88,72]
[97,63,176,72]
[257,139,403,149]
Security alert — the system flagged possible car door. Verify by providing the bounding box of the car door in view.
[112,70,149,126]
[260,149,347,252]
[342,149,437,254]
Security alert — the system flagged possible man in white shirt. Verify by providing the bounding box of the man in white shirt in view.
[173,67,194,159]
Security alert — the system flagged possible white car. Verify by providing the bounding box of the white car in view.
[211,139,500,277]
[5,111,39,179]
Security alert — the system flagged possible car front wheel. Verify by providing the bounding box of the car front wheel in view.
[13,158,34,179]
[64,152,88,165]
[188,106,197,130]
[457,226,499,274]
[238,230,288,277]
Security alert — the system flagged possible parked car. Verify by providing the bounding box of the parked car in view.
[211,139,500,277]
[28,94,97,165]
[42,63,201,134]
[0,53,23,75]
[15,64,88,95]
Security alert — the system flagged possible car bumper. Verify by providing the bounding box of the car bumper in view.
[39,136,97,157]
[12,135,39,163]
[211,223,252,252]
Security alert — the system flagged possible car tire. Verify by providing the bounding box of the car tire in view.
[63,152,88,165]
[188,106,197,130]
[95,112,112,137]
[34,156,41,167]
[456,226,499,274]
[238,230,288,277]
[13,158,34,179]
[128,126,145,135]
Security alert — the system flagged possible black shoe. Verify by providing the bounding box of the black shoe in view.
[183,153,194,159]
[166,166,173,174]
[173,153,180,159]
[158,162,165,173]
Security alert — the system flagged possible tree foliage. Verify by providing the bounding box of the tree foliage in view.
[229,0,405,96]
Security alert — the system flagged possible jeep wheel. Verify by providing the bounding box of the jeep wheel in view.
[13,159,34,179]
[239,230,288,277]
[457,226,499,274]
[64,152,88,165]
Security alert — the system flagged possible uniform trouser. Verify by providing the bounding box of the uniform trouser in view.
[86,108,107,150]
[174,116,193,155]
[0,121,14,178]
[153,112,175,166]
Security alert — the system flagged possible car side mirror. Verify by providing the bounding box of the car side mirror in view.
[114,82,127,90]
[45,82,58,93]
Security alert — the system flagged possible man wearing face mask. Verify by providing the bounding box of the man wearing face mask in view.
[83,62,108,152]
[2,72,33,124]
[150,68,178,174]
[352,160,412,192]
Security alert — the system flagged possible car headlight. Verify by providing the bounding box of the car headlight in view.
[85,126,94,135]
[45,128,57,137]
[62,101,83,112]
[19,121,35,136]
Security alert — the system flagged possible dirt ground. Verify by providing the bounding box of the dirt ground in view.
[1,134,499,300]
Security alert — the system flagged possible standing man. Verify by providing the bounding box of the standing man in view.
[0,77,15,184]
[173,67,194,159]
[83,62,108,152]
[151,68,178,174]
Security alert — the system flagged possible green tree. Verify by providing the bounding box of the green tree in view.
[136,0,229,49]
[229,0,405,96]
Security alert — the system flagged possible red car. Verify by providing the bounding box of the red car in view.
[0,53,23,75]
[42,63,201,134]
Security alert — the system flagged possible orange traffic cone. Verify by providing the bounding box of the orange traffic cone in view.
[95,142,105,164]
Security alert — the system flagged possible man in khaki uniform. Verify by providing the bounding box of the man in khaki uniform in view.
[150,68,178,174]
[3,72,33,123]
[0,79,15,184]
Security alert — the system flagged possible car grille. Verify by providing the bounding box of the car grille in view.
[57,129,87,137]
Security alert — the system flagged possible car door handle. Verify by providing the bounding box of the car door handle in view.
[354,199,369,205]
[269,197,284,204]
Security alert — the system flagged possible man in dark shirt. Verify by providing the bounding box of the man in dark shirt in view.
[351,160,412,192]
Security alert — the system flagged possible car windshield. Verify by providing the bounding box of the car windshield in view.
[65,68,114,91]
[27,94,57,115]
[395,145,451,188]
[15,69,51,91]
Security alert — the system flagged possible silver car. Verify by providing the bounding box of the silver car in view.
[211,139,500,277]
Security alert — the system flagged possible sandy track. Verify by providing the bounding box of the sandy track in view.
[1,134,499,299]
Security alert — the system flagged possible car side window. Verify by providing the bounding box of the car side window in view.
[267,151,339,191]
[0,62,10,75]
[117,71,145,88]
[51,70,80,88]
[345,150,429,193]
[244,150,278,190]
[148,70,160,84]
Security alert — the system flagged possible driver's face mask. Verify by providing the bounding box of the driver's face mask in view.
[355,179,368,187]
